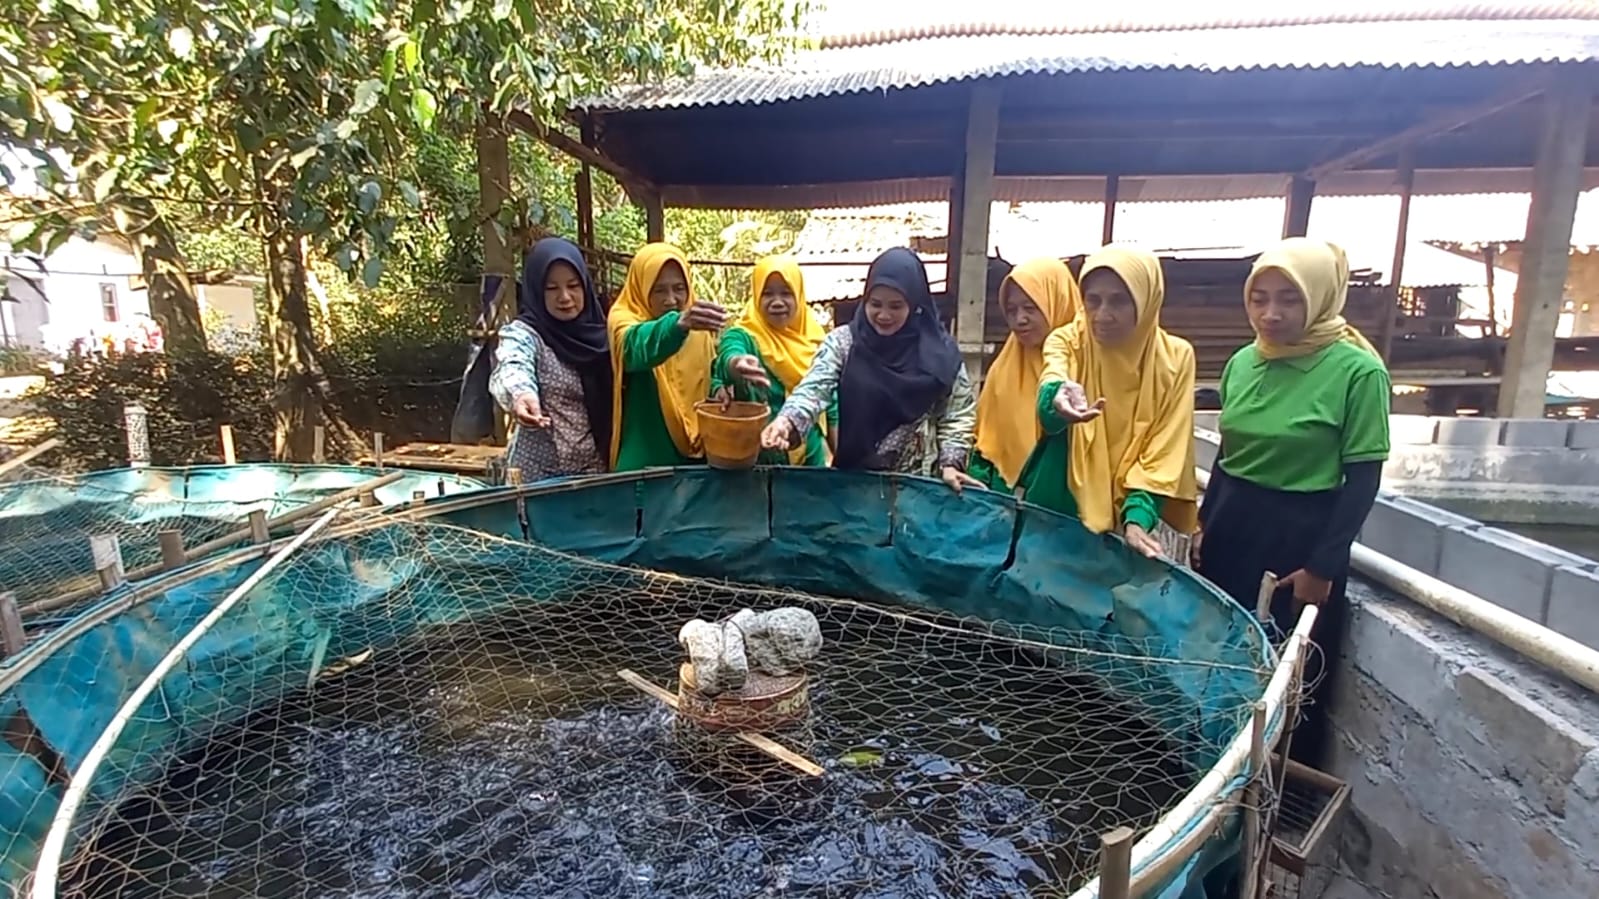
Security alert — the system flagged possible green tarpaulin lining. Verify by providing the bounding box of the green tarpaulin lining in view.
[1,467,1273,898]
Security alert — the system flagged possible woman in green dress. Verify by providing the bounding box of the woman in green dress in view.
[711,254,833,465]
[604,242,728,471]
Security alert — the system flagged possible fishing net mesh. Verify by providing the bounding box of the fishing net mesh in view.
[7,517,1287,899]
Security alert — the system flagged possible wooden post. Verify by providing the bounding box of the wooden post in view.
[1099,826,1135,899]
[123,403,150,468]
[0,592,24,658]
[1379,146,1415,363]
[945,171,965,300]
[247,510,270,544]
[1484,244,1499,336]
[90,535,126,592]
[506,467,523,487]
[1241,701,1269,899]
[1500,79,1591,418]
[359,490,380,508]
[1281,176,1316,238]
[576,116,596,249]
[1101,174,1120,246]
[312,425,326,464]
[954,82,1002,382]
[372,432,384,471]
[219,425,236,465]
[644,191,665,243]
[158,530,187,571]
[410,489,426,508]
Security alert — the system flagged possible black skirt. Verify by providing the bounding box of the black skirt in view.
[1197,463,1349,770]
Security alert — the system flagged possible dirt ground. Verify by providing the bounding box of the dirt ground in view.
[0,375,51,455]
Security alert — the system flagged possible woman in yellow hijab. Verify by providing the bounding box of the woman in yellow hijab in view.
[711,255,833,465]
[606,243,728,471]
[1195,236,1390,770]
[968,257,1080,490]
[1014,246,1198,558]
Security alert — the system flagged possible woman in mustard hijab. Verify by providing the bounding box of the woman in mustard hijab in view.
[1194,237,1389,769]
[968,257,1080,491]
[1015,246,1198,557]
[606,243,728,471]
[711,255,834,465]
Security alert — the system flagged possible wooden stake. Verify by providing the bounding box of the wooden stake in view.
[0,592,25,658]
[359,490,380,508]
[410,489,426,509]
[505,467,523,486]
[313,426,326,463]
[90,535,127,592]
[219,425,236,465]
[615,668,825,778]
[372,432,385,470]
[247,510,269,544]
[1099,826,1135,899]
[158,530,187,571]
[1241,701,1269,899]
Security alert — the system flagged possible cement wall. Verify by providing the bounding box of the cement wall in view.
[1192,423,1599,653]
[1303,582,1599,899]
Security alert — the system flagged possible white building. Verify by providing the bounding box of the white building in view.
[1,233,153,354]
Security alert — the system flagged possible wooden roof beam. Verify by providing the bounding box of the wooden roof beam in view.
[505,109,657,194]
[1305,75,1559,180]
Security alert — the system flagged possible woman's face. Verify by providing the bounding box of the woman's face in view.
[648,261,690,318]
[542,260,586,322]
[1081,269,1139,347]
[864,284,911,336]
[760,272,797,328]
[1246,268,1309,344]
[1001,282,1049,349]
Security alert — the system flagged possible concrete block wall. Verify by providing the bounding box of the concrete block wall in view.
[1192,426,1599,651]
[1308,586,1599,899]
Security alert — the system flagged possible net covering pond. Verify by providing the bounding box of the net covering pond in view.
[0,463,487,614]
[0,468,1274,899]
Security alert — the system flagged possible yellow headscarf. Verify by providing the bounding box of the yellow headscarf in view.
[740,255,827,465]
[606,243,715,465]
[975,258,1081,486]
[1042,246,1198,535]
[1248,237,1382,361]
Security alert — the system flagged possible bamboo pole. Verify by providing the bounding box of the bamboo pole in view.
[615,668,824,778]
[0,438,62,479]
[1241,701,1269,899]
[312,425,326,463]
[0,593,24,658]
[90,535,126,592]
[247,510,270,544]
[158,530,187,571]
[31,505,347,899]
[219,425,236,465]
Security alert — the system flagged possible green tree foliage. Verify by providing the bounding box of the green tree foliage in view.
[0,0,808,459]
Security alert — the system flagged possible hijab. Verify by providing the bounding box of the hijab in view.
[1248,237,1382,361]
[836,247,962,470]
[740,255,825,391]
[741,255,828,465]
[605,243,716,465]
[974,257,1081,486]
[517,237,614,457]
[1042,246,1198,535]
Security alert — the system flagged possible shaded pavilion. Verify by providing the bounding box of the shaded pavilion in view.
[523,6,1599,417]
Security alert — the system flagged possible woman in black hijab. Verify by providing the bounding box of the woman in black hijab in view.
[761,247,983,492]
[489,237,614,480]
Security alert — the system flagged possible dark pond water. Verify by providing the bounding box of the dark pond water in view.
[62,589,1192,899]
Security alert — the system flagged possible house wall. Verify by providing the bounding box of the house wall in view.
[4,237,148,354]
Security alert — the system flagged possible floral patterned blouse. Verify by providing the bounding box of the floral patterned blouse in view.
[774,326,977,476]
[489,320,606,480]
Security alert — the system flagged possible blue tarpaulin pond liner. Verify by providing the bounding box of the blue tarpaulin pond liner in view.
[0,468,1281,898]
[0,464,487,613]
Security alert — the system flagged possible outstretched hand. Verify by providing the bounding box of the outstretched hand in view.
[1053,380,1106,423]
[511,393,550,428]
[1280,568,1333,608]
[729,354,771,390]
[941,466,985,496]
[1123,522,1162,558]
[678,301,728,333]
[760,417,795,451]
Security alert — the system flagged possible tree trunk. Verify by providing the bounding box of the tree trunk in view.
[476,113,516,444]
[112,199,208,354]
[254,168,358,461]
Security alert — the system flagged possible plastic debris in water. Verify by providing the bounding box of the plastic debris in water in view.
[678,607,823,696]
[839,746,884,768]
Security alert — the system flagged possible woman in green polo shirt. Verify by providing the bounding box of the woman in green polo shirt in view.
[1194,236,1390,768]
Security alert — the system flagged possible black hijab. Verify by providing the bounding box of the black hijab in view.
[517,237,614,457]
[835,247,963,470]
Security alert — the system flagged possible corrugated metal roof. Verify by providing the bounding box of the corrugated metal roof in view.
[814,4,1599,47]
[582,20,1599,111]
